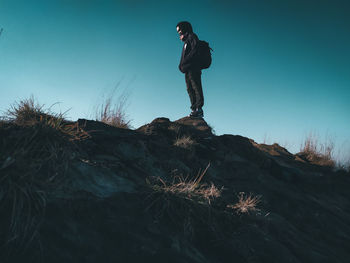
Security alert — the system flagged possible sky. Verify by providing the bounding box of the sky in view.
[0,0,349,160]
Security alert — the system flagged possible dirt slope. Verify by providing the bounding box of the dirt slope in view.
[0,117,349,263]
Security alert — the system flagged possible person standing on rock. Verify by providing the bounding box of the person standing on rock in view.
[177,21,206,118]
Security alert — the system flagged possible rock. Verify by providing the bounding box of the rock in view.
[1,117,349,263]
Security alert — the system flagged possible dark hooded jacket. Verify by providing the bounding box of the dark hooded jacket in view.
[179,32,200,73]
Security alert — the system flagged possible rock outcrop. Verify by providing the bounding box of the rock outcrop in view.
[0,117,349,263]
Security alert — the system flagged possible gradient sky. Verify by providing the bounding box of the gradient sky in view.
[0,0,349,159]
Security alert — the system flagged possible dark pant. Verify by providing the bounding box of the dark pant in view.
[185,70,204,111]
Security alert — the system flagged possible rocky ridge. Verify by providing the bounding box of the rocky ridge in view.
[0,116,349,263]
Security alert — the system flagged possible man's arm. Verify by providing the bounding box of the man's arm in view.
[183,34,199,64]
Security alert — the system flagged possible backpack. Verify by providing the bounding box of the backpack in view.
[197,40,213,69]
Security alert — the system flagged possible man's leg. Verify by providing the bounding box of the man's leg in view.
[188,70,204,110]
[185,72,197,111]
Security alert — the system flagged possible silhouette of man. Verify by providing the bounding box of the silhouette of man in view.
[177,21,204,118]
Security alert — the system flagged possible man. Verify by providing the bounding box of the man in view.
[177,21,204,118]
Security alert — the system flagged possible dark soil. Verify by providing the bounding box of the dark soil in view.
[1,117,349,263]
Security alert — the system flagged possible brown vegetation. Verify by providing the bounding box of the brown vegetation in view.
[173,135,196,149]
[227,192,261,214]
[95,88,131,129]
[2,98,350,263]
[0,96,87,249]
[147,163,221,204]
[298,132,336,167]
[5,95,66,128]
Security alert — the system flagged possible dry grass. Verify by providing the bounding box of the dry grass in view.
[173,135,196,149]
[95,87,131,129]
[145,163,223,239]
[147,163,220,204]
[299,132,335,166]
[6,95,67,129]
[227,192,261,214]
[0,96,86,251]
[6,95,44,122]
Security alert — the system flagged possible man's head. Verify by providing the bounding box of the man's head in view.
[176,21,193,41]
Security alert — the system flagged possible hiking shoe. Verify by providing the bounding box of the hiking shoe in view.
[196,108,204,118]
[189,110,197,117]
[189,108,204,118]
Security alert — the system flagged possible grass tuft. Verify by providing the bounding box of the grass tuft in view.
[147,163,220,204]
[5,95,67,129]
[227,192,261,214]
[173,135,196,149]
[6,95,44,123]
[0,96,84,252]
[145,163,224,239]
[299,132,335,167]
[95,87,131,129]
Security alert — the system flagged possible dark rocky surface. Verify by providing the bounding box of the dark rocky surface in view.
[1,117,349,263]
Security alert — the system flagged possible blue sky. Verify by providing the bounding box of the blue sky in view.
[0,0,349,159]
